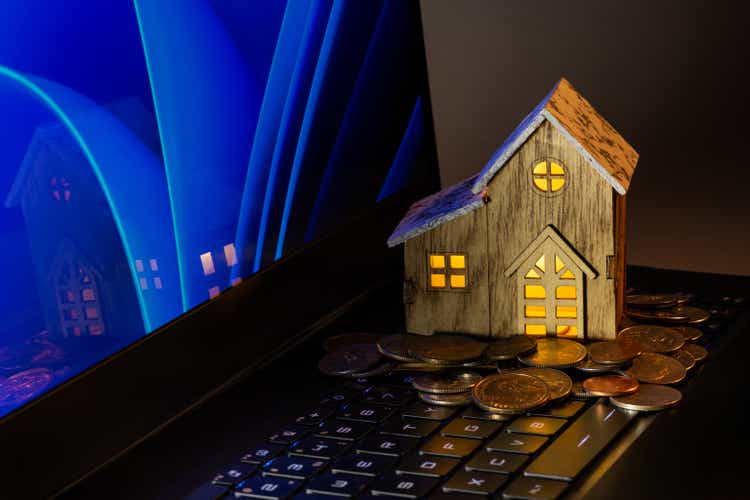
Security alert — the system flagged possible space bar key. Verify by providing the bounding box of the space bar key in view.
[524,401,635,482]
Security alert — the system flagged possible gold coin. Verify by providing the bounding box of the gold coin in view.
[575,357,627,373]
[625,352,686,385]
[671,326,703,342]
[419,391,473,406]
[472,373,550,414]
[392,362,443,372]
[571,381,598,399]
[407,334,487,365]
[517,338,587,368]
[625,294,678,309]
[323,333,381,352]
[588,339,642,365]
[485,336,537,361]
[318,344,382,376]
[411,371,483,394]
[377,334,416,362]
[582,375,639,397]
[610,384,682,411]
[682,343,708,362]
[512,367,572,401]
[625,308,690,324]
[671,349,696,371]
[618,325,685,354]
[671,306,711,325]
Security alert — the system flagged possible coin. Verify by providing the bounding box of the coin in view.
[682,343,708,362]
[671,349,696,371]
[0,367,54,407]
[671,325,703,342]
[625,308,690,324]
[575,358,627,373]
[625,352,686,385]
[582,375,639,397]
[670,292,695,305]
[391,363,443,372]
[323,333,381,352]
[618,325,685,354]
[376,334,416,362]
[610,384,682,412]
[588,340,642,365]
[670,306,711,325]
[571,381,598,399]
[346,361,397,378]
[318,344,382,376]
[485,335,537,361]
[419,391,473,406]
[517,338,587,368]
[512,367,572,401]
[412,371,483,394]
[625,294,678,309]
[407,334,487,365]
[472,372,550,414]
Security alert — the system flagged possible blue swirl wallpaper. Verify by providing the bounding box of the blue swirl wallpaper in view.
[0,0,432,417]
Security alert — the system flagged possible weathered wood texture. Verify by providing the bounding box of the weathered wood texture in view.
[404,207,490,335]
[486,121,617,340]
[613,192,627,328]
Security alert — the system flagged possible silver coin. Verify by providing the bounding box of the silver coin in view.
[412,371,483,394]
[419,391,473,407]
[377,334,416,362]
[318,344,382,376]
[575,357,627,373]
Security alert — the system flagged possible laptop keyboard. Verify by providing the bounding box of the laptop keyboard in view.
[189,294,746,500]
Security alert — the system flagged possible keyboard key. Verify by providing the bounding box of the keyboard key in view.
[380,416,439,438]
[295,407,335,426]
[212,463,258,486]
[320,389,361,407]
[338,403,395,423]
[506,417,566,436]
[420,435,480,458]
[289,437,350,460]
[527,400,585,419]
[461,406,512,422]
[396,453,460,478]
[524,402,634,481]
[263,456,328,480]
[331,453,396,477]
[234,476,301,499]
[305,473,369,498]
[486,434,547,455]
[369,472,438,498]
[440,418,502,440]
[502,477,568,500]
[443,469,508,496]
[269,426,310,445]
[362,386,414,407]
[427,492,483,500]
[316,420,373,441]
[355,435,418,457]
[401,402,457,421]
[242,444,286,465]
[465,450,527,475]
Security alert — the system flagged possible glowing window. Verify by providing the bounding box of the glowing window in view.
[428,253,468,290]
[153,277,163,289]
[532,160,566,193]
[200,252,216,276]
[556,305,577,318]
[50,176,72,202]
[429,255,445,269]
[139,278,149,290]
[525,324,546,335]
[63,309,80,321]
[135,260,145,273]
[81,289,96,302]
[560,269,576,280]
[556,285,576,299]
[525,305,546,318]
[450,274,466,288]
[224,244,238,267]
[525,285,546,299]
[431,273,446,288]
[525,268,541,279]
[555,255,565,273]
[556,325,577,337]
[449,255,465,269]
[88,324,104,336]
[535,255,545,272]
[85,307,99,320]
[150,259,159,271]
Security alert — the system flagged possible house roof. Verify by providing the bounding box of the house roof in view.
[387,78,639,247]
[386,175,485,247]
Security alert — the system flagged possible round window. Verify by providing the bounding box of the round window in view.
[531,159,566,194]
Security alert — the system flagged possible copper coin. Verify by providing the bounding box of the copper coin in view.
[671,349,696,371]
[318,344,382,376]
[671,306,711,325]
[618,325,685,354]
[582,375,639,397]
[625,308,690,324]
[610,384,682,411]
[0,367,54,407]
[575,358,627,373]
[472,373,550,414]
[407,334,487,365]
[323,333,381,352]
[517,338,587,368]
[485,336,537,361]
[513,367,572,401]
[376,334,416,362]
[682,343,708,362]
[412,371,483,394]
[419,391,473,407]
[625,352,686,385]
[625,294,678,309]
[671,326,703,342]
[588,340,642,365]
[571,381,598,399]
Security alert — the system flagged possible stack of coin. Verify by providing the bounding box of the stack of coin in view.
[411,371,482,406]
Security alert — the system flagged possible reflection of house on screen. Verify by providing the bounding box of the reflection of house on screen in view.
[4,99,161,341]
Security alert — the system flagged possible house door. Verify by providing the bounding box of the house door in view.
[517,238,585,338]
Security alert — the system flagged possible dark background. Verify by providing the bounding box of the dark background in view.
[420,0,750,277]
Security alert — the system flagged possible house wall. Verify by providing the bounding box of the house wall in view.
[485,121,617,339]
[404,206,490,335]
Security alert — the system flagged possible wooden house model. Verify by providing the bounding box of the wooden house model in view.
[387,78,639,340]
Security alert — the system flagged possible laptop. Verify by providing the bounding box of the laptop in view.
[1,1,748,499]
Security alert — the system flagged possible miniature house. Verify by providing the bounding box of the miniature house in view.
[387,78,638,340]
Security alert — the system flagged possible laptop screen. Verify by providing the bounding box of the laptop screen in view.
[0,0,434,418]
